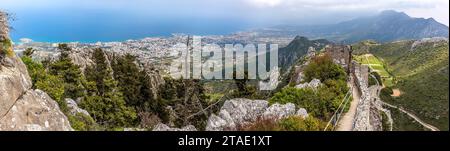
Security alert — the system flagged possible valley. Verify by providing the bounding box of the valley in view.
[352,38,449,131]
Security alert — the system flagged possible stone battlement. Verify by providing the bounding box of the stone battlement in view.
[325,45,352,74]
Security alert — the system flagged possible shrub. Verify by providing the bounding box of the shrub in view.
[269,79,348,120]
[21,55,100,130]
[303,54,347,82]
[22,56,67,112]
[68,113,99,131]
[368,72,382,86]
[236,117,282,131]
[278,116,327,131]
[0,38,14,57]
[380,87,394,102]
[237,116,327,131]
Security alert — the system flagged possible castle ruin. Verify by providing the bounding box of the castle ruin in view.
[325,45,353,74]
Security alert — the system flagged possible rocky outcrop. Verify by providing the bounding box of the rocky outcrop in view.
[66,98,90,117]
[0,55,73,131]
[296,108,309,119]
[0,89,73,131]
[295,78,321,89]
[152,123,197,131]
[263,103,296,120]
[205,98,308,131]
[1,13,73,131]
[0,56,32,117]
[259,67,280,91]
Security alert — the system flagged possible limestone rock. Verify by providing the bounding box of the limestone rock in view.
[258,67,280,90]
[296,108,309,119]
[0,55,32,117]
[295,78,321,89]
[263,103,296,120]
[0,89,73,131]
[205,114,229,131]
[220,98,269,124]
[205,98,309,131]
[66,98,90,117]
[152,123,197,131]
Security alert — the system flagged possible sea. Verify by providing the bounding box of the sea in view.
[9,10,254,43]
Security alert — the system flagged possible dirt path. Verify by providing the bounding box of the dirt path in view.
[391,89,402,97]
[336,77,360,131]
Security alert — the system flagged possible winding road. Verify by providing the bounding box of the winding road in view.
[377,100,440,131]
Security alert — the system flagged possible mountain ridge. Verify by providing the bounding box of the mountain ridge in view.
[258,10,449,43]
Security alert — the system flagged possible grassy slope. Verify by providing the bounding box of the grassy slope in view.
[370,40,449,130]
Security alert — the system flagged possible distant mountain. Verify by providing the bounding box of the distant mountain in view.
[258,10,449,43]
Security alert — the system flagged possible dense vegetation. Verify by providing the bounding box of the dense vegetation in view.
[21,45,170,130]
[278,36,330,73]
[157,77,211,129]
[21,47,99,131]
[269,54,349,125]
[80,48,137,129]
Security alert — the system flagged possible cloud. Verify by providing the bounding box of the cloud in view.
[2,0,448,26]
[246,0,283,7]
[19,38,33,43]
[241,0,449,25]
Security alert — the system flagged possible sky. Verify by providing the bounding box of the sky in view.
[1,0,449,42]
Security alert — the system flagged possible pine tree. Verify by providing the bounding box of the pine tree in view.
[49,43,85,99]
[80,48,137,128]
[111,54,142,107]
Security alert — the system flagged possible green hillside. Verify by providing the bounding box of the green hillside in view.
[368,39,449,130]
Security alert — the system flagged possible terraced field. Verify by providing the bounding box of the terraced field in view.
[353,54,393,86]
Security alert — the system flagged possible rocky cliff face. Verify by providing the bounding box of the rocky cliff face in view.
[0,12,73,131]
[0,55,73,131]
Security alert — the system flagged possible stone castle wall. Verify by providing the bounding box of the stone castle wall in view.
[351,61,373,131]
[351,60,386,131]
[325,45,352,74]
